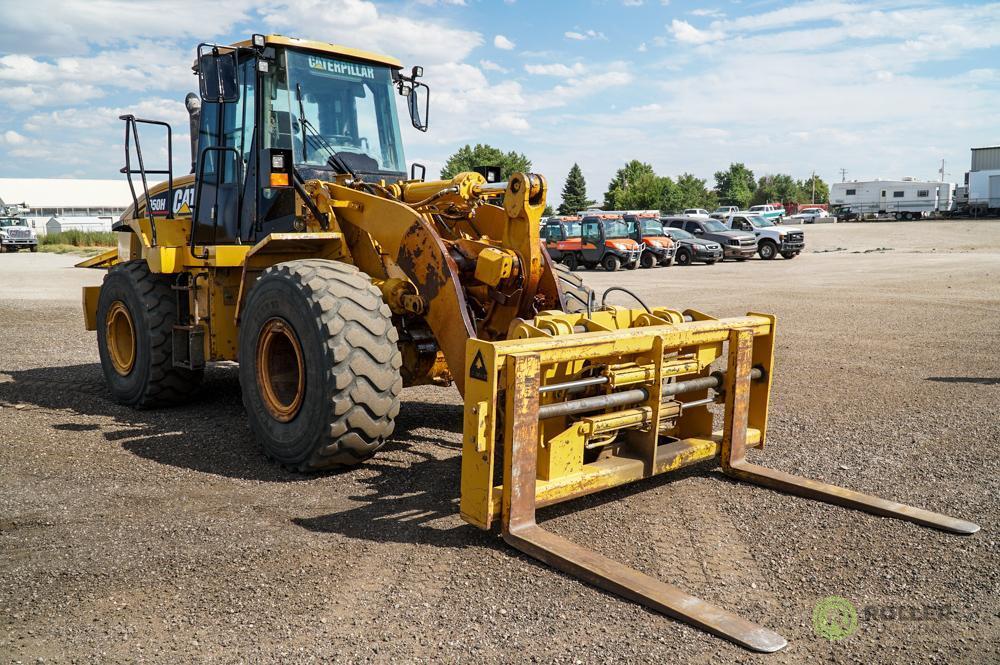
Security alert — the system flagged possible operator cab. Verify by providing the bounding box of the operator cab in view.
[187,35,428,247]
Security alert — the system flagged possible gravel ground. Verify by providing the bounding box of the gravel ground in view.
[1,220,998,663]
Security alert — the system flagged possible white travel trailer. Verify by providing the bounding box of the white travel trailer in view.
[830,178,954,220]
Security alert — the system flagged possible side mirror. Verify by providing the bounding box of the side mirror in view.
[693,228,703,235]
[407,81,430,132]
[197,44,240,103]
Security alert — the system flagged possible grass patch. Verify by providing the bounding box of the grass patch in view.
[36,230,116,255]
[40,230,117,248]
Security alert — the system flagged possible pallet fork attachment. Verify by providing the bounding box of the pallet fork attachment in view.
[461,308,978,653]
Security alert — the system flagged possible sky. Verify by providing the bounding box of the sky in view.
[0,0,998,207]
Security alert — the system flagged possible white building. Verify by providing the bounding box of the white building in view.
[830,178,954,220]
[0,178,135,234]
[967,146,1000,215]
[45,216,117,234]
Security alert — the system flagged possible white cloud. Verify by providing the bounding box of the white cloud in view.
[489,113,530,133]
[260,1,484,65]
[524,62,587,77]
[623,0,644,6]
[564,29,606,41]
[1,130,27,145]
[691,8,725,18]
[415,0,467,5]
[637,42,648,52]
[479,59,508,73]
[494,34,516,50]
[712,1,856,33]
[0,0,255,56]
[669,19,725,44]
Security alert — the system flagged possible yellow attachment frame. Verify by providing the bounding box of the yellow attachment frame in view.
[460,307,776,530]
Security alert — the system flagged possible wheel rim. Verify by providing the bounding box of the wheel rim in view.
[256,317,305,422]
[106,301,136,376]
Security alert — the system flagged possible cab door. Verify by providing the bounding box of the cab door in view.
[192,47,255,246]
[580,219,603,263]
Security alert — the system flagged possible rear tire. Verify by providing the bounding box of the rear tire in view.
[239,259,403,471]
[602,254,621,272]
[562,253,579,271]
[781,251,799,259]
[554,262,594,314]
[758,240,778,260]
[96,261,203,407]
[29,245,38,253]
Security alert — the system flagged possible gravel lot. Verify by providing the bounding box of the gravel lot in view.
[2,220,998,663]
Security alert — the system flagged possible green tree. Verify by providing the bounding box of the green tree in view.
[714,162,756,208]
[753,174,801,206]
[543,204,554,216]
[674,173,715,210]
[608,172,665,210]
[604,160,656,209]
[557,163,594,215]
[440,144,532,180]
[796,175,830,204]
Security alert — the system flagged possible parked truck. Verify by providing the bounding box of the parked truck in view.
[0,203,39,253]
[722,213,805,259]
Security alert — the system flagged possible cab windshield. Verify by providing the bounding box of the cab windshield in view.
[640,219,664,235]
[746,215,775,228]
[603,219,633,238]
[563,221,581,236]
[665,227,694,240]
[0,218,23,227]
[268,50,406,175]
[703,219,728,232]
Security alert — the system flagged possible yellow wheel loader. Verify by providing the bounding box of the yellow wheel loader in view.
[79,34,978,653]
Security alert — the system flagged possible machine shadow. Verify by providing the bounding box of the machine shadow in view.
[926,376,1000,385]
[0,362,462,483]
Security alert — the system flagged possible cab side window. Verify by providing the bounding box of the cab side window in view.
[684,221,701,234]
[582,220,600,244]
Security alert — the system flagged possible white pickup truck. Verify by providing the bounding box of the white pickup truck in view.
[722,213,804,260]
[0,216,38,252]
[747,204,785,222]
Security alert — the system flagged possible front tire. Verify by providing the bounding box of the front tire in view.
[675,248,692,266]
[758,240,778,260]
[602,254,621,272]
[96,261,202,407]
[640,252,657,269]
[554,262,594,314]
[239,259,403,471]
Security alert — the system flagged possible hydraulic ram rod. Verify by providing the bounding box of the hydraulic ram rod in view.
[537,368,763,420]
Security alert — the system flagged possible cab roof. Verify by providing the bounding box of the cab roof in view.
[231,34,403,69]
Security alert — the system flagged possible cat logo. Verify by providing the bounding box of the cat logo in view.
[468,350,488,382]
[149,185,195,217]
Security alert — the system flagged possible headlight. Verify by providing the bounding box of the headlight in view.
[613,243,625,251]
[0,231,7,238]
[650,240,661,248]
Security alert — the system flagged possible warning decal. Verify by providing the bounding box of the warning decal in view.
[469,350,488,382]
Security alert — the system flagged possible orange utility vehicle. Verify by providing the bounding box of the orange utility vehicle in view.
[543,212,642,271]
[541,215,582,266]
[618,210,675,268]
